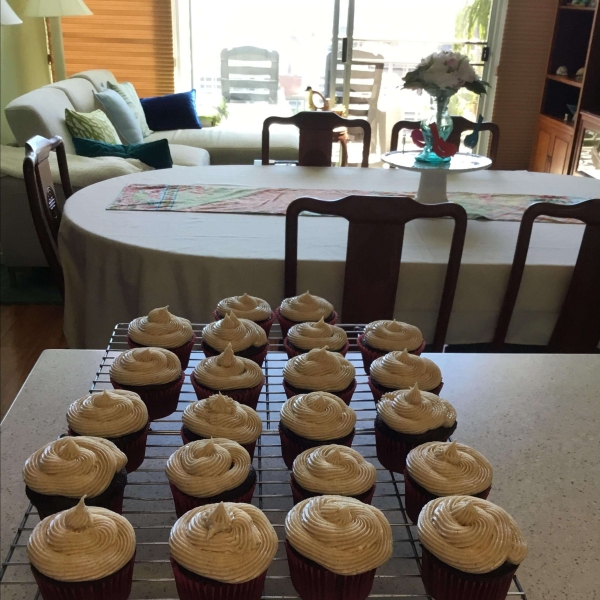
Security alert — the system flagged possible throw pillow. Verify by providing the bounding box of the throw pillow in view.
[94,89,144,145]
[65,109,121,144]
[140,90,202,131]
[107,81,153,137]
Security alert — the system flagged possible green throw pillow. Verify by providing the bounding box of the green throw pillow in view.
[65,109,121,144]
[108,81,153,137]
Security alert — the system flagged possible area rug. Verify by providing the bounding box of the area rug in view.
[0,265,62,305]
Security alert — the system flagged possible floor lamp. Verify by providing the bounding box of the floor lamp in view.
[1,0,22,24]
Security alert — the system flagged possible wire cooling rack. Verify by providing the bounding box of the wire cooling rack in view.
[1,323,529,600]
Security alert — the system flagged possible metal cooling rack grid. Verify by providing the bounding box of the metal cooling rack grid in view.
[0,323,529,600]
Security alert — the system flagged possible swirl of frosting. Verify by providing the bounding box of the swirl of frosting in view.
[216,294,272,321]
[27,498,135,581]
[370,349,442,391]
[418,496,528,574]
[128,306,193,348]
[182,393,262,444]
[279,291,334,322]
[67,390,148,438]
[166,438,250,497]
[170,502,278,583]
[23,437,127,497]
[285,495,393,575]
[280,392,356,440]
[377,385,456,434]
[407,442,493,496]
[202,313,267,352]
[193,343,264,391]
[364,320,423,352]
[293,445,377,495]
[283,348,355,392]
[287,318,348,351]
[110,347,182,386]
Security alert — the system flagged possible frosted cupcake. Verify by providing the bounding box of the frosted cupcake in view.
[285,495,393,600]
[109,347,184,421]
[418,496,528,600]
[166,438,256,517]
[24,437,128,519]
[284,317,349,358]
[279,392,356,469]
[28,498,136,600]
[67,390,149,473]
[214,294,275,335]
[181,393,262,459]
[191,343,264,409]
[404,441,492,522]
[170,502,278,600]
[276,291,337,337]
[128,306,195,369]
[283,347,357,404]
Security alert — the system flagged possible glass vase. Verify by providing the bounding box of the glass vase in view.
[416,92,455,163]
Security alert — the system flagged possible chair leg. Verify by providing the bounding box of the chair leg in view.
[340,138,348,167]
[7,267,19,288]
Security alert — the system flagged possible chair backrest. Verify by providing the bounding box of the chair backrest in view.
[492,199,600,353]
[285,195,468,351]
[262,111,371,167]
[221,46,279,104]
[22,135,73,298]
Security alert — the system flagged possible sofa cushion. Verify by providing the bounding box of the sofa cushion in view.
[107,81,153,137]
[140,90,202,131]
[70,69,119,92]
[65,109,121,144]
[73,137,173,169]
[94,90,144,144]
[168,144,210,167]
[47,79,97,113]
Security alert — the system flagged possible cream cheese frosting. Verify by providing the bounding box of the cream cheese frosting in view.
[110,347,182,386]
[67,390,148,438]
[170,502,278,583]
[293,445,377,496]
[23,437,127,498]
[182,393,262,444]
[283,347,355,392]
[280,392,356,440]
[418,496,528,574]
[287,318,347,351]
[166,438,251,498]
[128,306,193,348]
[285,495,393,575]
[216,294,272,321]
[27,498,135,582]
[193,343,264,390]
[370,349,442,391]
[363,320,423,352]
[406,441,493,496]
[202,313,267,352]
[279,291,334,322]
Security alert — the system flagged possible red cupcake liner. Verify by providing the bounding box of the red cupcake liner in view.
[212,309,276,337]
[368,376,443,403]
[127,333,197,371]
[201,341,269,368]
[169,482,256,518]
[374,424,411,474]
[282,379,357,405]
[31,554,135,600]
[357,334,426,373]
[190,374,264,410]
[275,307,338,338]
[171,557,267,600]
[110,370,184,421]
[283,337,350,359]
[180,426,257,461]
[285,541,377,600]
[290,475,375,505]
[35,487,125,521]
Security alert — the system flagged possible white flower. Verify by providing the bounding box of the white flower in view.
[457,59,477,84]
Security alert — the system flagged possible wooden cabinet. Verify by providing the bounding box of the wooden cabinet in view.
[530,115,573,174]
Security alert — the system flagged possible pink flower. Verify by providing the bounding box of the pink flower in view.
[446,58,458,69]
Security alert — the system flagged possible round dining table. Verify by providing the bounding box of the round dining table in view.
[59,165,600,349]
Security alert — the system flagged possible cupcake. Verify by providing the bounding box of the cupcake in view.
[418,496,528,600]
[283,347,357,404]
[375,385,457,474]
[109,347,184,421]
[284,317,349,358]
[28,498,136,600]
[214,293,275,335]
[201,313,269,367]
[24,437,128,520]
[67,389,149,473]
[369,349,443,402]
[181,393,262,460]
[405,441,493,523]
[279,392,356,469]
[191,343,264,409]
[170,502,278,600]
[276,291,337,337]
[291,445,377,505]
[127,306,195,370]
[166,438,256,518]
[285,495,393,600]
[358,319,425,372]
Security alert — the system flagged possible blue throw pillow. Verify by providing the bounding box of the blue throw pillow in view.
[140,90,202,131]
[94,89,144,144]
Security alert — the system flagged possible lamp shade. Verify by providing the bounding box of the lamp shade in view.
[1,0,23,24]
[25,0,92,17]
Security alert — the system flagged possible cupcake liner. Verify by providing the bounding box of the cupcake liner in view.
[282,379,357,405]
[285,541,377,600]
[127,333,197,370]
[180,426,257,461]
[420,546,519,600]
[171,557,267,600]
[31,554,135,600]
[290,475,375,505]
[357,334,426,373]
[212,309,276,337]
[283,337,350,359]
[275,307,338,338]
[110,370,185,421]
[201,341,269,368]
[368,376,443,403]
[190,374,264,410]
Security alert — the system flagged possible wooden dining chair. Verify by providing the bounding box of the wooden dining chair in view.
[262,111,371,167]
[22,135,73,298]
[491,199,600,353]
[285,195,468,351]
